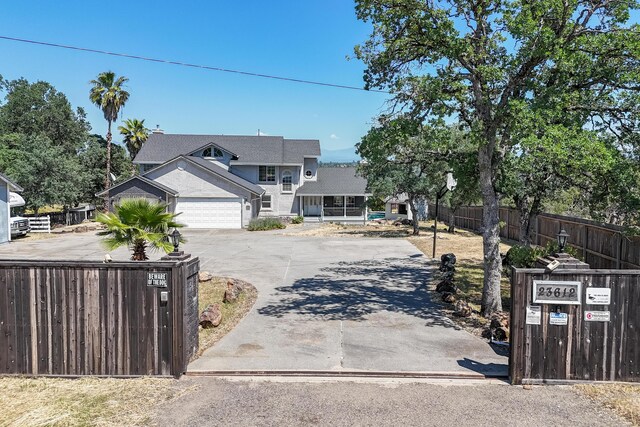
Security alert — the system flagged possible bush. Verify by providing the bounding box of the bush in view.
[291,216,304,224]
[247,217,286,231]
[504,245,546,268]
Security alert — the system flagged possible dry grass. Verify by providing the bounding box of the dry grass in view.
[195,277,258,358]
[0,377,189,427]
[576,383,640,425]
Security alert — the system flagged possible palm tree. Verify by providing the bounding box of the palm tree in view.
[119,118,149,160]
[96,198,183,261]
[89,71,130,206]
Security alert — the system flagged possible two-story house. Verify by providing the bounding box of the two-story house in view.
[100,131,370,229]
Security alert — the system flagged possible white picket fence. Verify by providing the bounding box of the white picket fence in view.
[28,216,51,233]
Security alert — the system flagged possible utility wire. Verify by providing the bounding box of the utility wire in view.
[0,35,389,94]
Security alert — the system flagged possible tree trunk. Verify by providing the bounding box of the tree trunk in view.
[479,145,503,317]
[104,120,112,212]
[408,195,419,235]
[131,239,148,261]
[516,196,541,247]
[448,207,456,233]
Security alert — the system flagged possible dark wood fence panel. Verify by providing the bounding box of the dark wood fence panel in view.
[430,205,640,269]
[0,258,199,377]
[510,268,640,384]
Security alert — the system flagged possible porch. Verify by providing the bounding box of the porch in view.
[300,195,367,224]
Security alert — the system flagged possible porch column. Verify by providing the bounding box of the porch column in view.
[321,196,324,221]
[343,196,346,217]
[364,196,368,225]
[299,196,304,216]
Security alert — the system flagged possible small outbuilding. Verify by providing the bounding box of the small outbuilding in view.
[384,194,429,221]
[0,172,24,244]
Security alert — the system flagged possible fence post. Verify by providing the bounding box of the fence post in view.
[583,225,588,261]
[617,233,622,269]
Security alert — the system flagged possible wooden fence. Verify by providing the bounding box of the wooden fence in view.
[430,205,640,269]
[0,257,199,377]
[510,268,640,384]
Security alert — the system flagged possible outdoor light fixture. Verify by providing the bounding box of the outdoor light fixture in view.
[169,228,181,253]
[557,228,569,253]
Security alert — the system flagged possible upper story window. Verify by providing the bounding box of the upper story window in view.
[203,146,223,158]
[282,170,292,193]
[259,166,276,183]
[305,169,313,179]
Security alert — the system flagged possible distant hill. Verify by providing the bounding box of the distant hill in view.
[320,147,360,163]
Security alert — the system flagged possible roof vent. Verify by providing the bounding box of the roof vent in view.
[152,125,164,134]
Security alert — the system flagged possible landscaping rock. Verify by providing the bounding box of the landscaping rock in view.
[74,226,88,233]
[494,326,509,341]
[198,271,214,282]
[393,218,413,226]
[199,304,222,328]
[440,253,457,272]
[442,292,456,303]
[435,280,457,294]
[454,300,472,317]
[223,280,244,303]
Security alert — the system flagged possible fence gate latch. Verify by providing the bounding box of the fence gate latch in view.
[160,291,169,304]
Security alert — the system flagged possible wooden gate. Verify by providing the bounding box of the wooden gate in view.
[510,268,640,384]
[0,257,199,377]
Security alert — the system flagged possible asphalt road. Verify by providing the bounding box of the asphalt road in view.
[155,377,627,426]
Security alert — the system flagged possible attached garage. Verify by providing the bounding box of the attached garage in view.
[175,197,242,229]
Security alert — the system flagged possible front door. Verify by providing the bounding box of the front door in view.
[303,196,322,216]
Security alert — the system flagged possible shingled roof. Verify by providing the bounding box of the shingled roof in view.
[133,134,320,165]
[296,167,370,195]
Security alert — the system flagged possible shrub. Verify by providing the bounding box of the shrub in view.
[504,245,546,268]
[291,216,304,224]
[248,217,286,231]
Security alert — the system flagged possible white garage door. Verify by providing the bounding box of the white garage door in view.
[175,197,242,229]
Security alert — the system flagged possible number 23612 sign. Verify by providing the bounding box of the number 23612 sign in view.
[533,280,582,305]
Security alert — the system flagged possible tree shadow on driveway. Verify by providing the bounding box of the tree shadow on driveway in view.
[258,256,461,329]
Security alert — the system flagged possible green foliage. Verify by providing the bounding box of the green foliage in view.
[291,216,304,224]
[504,245,546,268]
[89,72,130,124]
[247,217,286,231]
[366,196,385,212]
[0,133,87,212]
[78,134,133,205]
[96,198,183,261]
[118,118,149,160]
[505,241,581,269]
[0,78,90,153]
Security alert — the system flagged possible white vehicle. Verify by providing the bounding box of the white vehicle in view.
[9,192,30,237]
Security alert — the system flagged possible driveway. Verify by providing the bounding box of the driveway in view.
[0,228,507,376]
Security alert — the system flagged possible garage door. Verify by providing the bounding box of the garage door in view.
[175,197,242,229]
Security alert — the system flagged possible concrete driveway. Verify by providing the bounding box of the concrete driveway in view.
[0,228,507,376]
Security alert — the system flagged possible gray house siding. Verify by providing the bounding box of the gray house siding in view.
[303,158,318,182]
[0,182,8,244]
[107,179,168,210]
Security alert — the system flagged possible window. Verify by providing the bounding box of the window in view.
[398,204,408,215]
[346,196,356,208]
[261,194,272,209]
[203,146,223,158]
[259,166,276,182]
[305,170,313,179]
[391,203,398,214]
[333,196,344,207]
[282,170,292,192]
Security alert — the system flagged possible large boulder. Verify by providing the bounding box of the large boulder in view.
[435,280,457,294]
[199,304,222,328]
[442,292,456,303]
[223,280,244,303]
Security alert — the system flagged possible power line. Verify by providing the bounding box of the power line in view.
[0,35,389,94]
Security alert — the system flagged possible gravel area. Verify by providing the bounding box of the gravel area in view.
[155,377,627,426]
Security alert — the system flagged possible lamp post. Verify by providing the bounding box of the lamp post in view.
[557,228,569,254]
[161,228,190,260]
[432,172,457,258]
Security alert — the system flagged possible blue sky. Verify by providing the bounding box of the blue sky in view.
[0,1,390,159]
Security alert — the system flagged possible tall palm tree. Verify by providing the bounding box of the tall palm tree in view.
[89,71,130,206]
[119,118,149,160]
[96,198,184,261]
